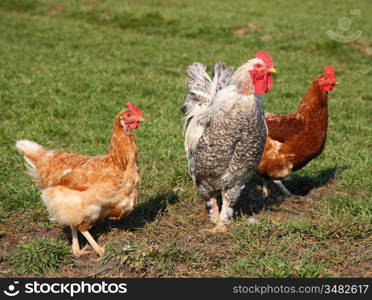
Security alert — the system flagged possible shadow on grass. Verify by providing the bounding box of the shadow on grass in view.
[63,192,179,244]
[111,191,179,231]
[236,166,347,217]
[281,166,347,196]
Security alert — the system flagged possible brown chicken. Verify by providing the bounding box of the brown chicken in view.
[257,66,337,198]
[16,102,144,257]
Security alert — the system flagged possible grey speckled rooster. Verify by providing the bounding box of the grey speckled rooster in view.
[182,51,276,231]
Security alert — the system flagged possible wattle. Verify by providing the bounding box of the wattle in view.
[129,122,139,129]
[249,70,273,95]
[323,84,334,91]
[254,74,272,95]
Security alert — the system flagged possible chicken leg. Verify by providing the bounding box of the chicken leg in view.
[71,227,93,257]
[207,197,219,224]
[261,178,299,200]
[71,227,104,257]
[209,184,244,232]
[262,179,270,198]
[80,230,105,257]
[273,180,300,198]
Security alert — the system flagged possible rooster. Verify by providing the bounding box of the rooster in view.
[16,102,144,257]
[183,51,276,231]
[257,66,337,198]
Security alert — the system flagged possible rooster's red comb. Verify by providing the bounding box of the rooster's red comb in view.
[324,66,336,79]
[126,102,142,116]
[255,50,274,68]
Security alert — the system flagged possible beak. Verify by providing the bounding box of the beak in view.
[267,68,277,74]
[137,116,145,122]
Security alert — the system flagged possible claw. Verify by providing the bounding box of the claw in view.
[72,247,94,257]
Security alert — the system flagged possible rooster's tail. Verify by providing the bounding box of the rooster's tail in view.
[182,61,233,126]
[182,62,213,117]
[211,61,234,98]
[16,139,47,178]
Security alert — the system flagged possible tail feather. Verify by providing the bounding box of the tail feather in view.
[182,62,213,116]
[16,139,46,178]
[182,61,234,118]
[211,61,234,96]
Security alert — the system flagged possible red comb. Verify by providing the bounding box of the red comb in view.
[126,102,142,116]
[324,66,335,78]
[255,50,274,68]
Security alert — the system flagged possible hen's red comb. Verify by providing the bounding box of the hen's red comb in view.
[126,102,142,116]
[255,50,274,68]
[324,66,336,79]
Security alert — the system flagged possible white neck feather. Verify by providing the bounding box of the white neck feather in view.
[230,58,263,94]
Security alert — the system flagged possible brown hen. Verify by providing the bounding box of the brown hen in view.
[16,102,144,257]
[257,66,337,198]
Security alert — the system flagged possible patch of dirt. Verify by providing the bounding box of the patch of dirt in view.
[233,22,260,37]
[260,34,272,41]
[0,214,62,277]
[350,39,372,56]
[341,245,372,277]
[45,4,65,16]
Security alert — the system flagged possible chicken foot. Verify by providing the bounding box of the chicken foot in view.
[209,184,244,232]
[209,202,230,232]
[71,227,105,257]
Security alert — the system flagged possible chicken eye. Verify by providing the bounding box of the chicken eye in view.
[255,64,265,71]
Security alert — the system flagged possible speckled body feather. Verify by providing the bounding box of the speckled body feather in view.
[190,92,266,198]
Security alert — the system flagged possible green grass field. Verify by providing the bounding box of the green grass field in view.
[0,0,371,277]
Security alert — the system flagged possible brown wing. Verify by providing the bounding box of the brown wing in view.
[57,155,119,191]
[265,112,304,143]
[37,152,120,191]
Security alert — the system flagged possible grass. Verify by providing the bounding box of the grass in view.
[0,0,371,277]
[10,238,71,276]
